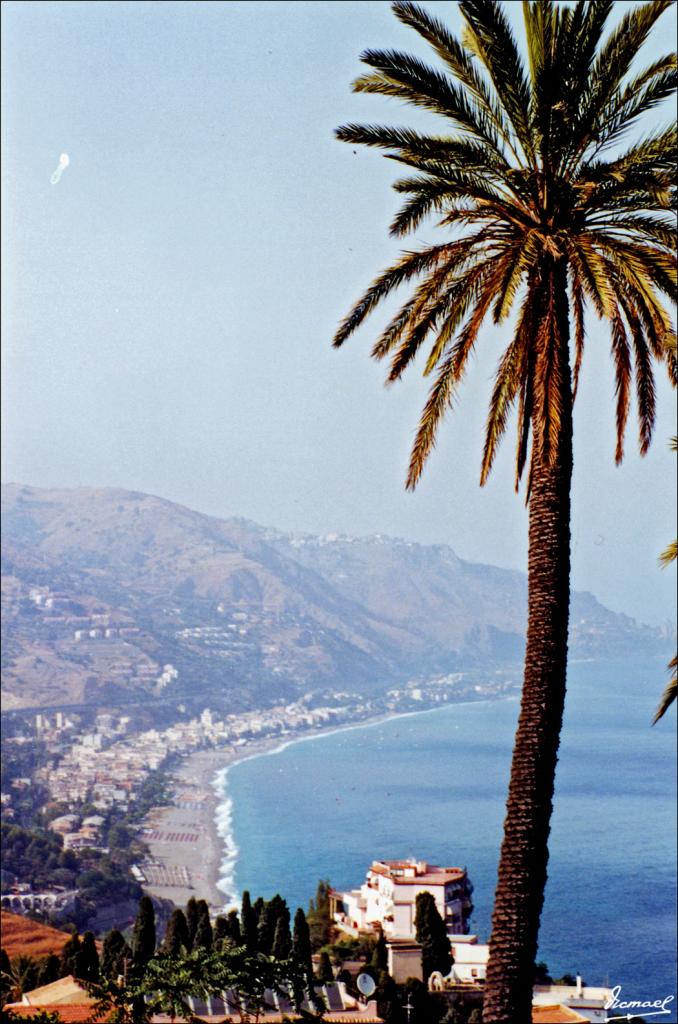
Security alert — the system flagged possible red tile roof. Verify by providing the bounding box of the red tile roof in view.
[4,1006,110,1022]
[369,860,465,884]
[532,1005,589,1023]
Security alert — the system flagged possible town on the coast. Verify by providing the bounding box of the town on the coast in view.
[2,692,622,1019]
[2,697,625,1023]
[2,668,516,815]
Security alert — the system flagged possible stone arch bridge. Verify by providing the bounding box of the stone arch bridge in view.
[1,890,77,914]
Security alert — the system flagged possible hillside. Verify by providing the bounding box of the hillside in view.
[0,912,76,959]
[1,484,670,712]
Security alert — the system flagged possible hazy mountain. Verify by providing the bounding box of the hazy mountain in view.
[1,484,670,712]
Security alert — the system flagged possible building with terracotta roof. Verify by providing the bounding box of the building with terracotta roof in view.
[9,974,93,1007]
[532,982,615,1023]
[532,1005,589,1023]
[5,980,382,1022]
[331,857,474,940]
[2,1007,111,1023]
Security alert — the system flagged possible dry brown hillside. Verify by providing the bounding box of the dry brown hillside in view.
[0,911,75,958]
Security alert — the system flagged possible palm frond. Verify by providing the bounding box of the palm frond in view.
[522,0,555,94]
[605,124,678,177]
[594,63,678,156]
[576,0,674,141]
[369,229,497,360]
[531,272,567,467]
[481,295,533,484]
[336,123,505,174]
[659,540,677,568]
[390,166,505,202]
[405,350,457,492]
[652,660,677,724]
[392,1,517,156]
[354,48,502,152]
[459,0,535,165]
[562,0,614,87]
[388,182,463,237]
[630,320,657,455]
[333,243,464,347]
[492,233,538,323]
[567,238,616,317]
[370,298,418,361]
[608,307,632,463]
[406,269,501,489]
[594,234,677,302]
[570,274,586,401]
[386,257,487,380]
[590,212,677,252]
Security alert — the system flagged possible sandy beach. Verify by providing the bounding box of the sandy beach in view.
[138,737,291,913]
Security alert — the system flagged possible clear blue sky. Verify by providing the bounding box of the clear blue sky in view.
[1,1,676,626]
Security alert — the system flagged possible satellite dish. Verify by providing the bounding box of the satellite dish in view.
[356,973,377,998]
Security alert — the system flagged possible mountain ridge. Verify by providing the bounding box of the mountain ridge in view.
[1,483,670,712]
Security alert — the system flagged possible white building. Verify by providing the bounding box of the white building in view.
[533,982,616,1023]
[331,858,474,940]
[448,945,614,1023]
[387,941,424,984]
[448,935,489,983]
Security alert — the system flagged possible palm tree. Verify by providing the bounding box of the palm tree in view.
[332,2,676,1021]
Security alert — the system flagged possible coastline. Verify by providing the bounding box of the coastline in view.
[138,738,294,913]
[139,695,519,914]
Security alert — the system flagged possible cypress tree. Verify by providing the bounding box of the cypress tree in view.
[271,910,292,961]
[74,931,99,982]
[307,879,332,952]
[185,897,199,951]
[414,892,451,980]
[371,929,388,974]
[292,908,313,980]
[193,900,213,951]
[376,969,401,1024]
[132,895,156,967]
[36,953,61,988]
[257,901,277,956]
[60,933,81,977]
[267,894,287,922]
[241,891,258,953]
[253,896,265,944]
[130,897,155,1022]
[213,915,229,948]
[101,930,131,980]
[268,895,290,951]
[226,909,242,946]
[161,909,190,956]
[1,948,12,1002]
[317,951,334,983]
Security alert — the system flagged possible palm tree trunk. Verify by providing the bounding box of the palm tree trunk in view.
[483,260,573,1024]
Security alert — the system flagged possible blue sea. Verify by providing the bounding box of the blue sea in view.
[214,657,677,1003]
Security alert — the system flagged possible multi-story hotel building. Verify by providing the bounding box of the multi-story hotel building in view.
[331,858,474,940]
